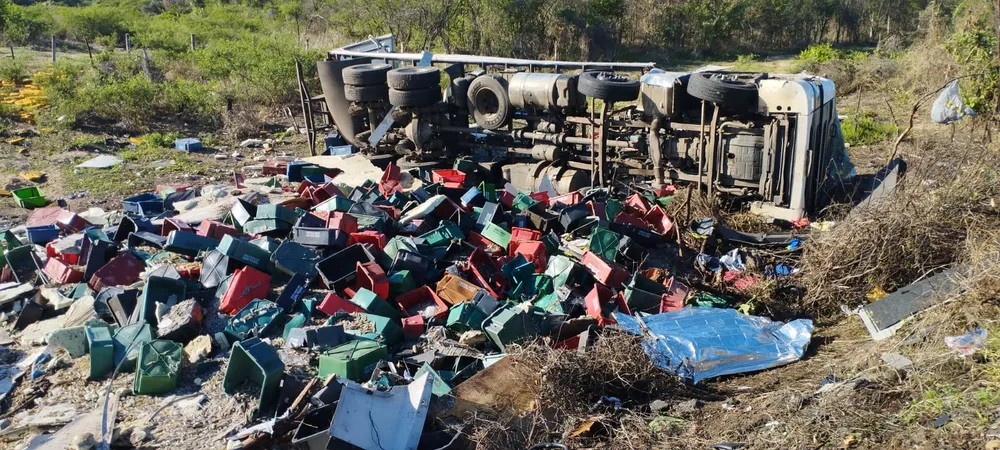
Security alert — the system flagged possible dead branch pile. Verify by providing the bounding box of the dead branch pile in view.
[464,332,698,449]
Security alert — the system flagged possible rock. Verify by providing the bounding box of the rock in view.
[986,440,1000,450]
[184,335,213,364]
[672,398,702,414]
[72,432,96,450]
[214,154,229,160]
[649,400,670,412]
[0,418,9,430]
[881,352,913,371]
[458,330,486,347]
[129,429,148,446]
[47,326,88,358]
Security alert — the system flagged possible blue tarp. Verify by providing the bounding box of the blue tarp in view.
[614,308,814,383]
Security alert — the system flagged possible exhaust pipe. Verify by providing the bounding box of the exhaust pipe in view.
[316,58,371,148]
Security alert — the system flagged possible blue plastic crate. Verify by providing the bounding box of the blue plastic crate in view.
[26,224,59,245]
[174,138,203,152]
[123,193,164,216]
[287,161,308,182]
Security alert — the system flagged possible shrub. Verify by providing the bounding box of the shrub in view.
[143,131,181,147]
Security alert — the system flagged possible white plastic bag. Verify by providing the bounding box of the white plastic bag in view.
[931,80,977,124]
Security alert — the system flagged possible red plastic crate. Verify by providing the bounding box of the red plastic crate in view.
[88,253,144,291]
[327,212,358,234]
[262,160,289,176]
[397,286,449,321]
[528,191,549,205]
[585,284,614,326]
[297,179,316,195]
[161,218,193,237]
[613,212,646,227]
[353,262,389,300]
[643,205,674,236]
[317,292,364,316]
[660,277,689,313]
[625,193,649,215]
[198,221,239,240]
[46,240,81,265]
[431,169,466,187]
[466,247,508,299]
[55,211,91,233]
[581,251,629,289]
[347,231,387,250]
[43,258,83,284]
[514,241,547,273]
[219,266,271,315]
[549,191,582,208]
[498,191,515,209]
[508,227,541,254]
[401,315,425,339]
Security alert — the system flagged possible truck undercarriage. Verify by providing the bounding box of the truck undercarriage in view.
[309,35,857,221]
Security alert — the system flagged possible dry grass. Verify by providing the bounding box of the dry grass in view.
[799,155,1000,320]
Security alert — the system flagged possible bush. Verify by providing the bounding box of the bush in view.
[0,60,27,84]
[797,43,841,64]
[143,131,181,147]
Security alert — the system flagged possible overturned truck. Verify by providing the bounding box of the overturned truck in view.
[313,35,852,221]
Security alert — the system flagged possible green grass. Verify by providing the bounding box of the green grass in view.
[842,112,897,146]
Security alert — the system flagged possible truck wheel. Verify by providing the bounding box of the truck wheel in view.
[466,76,512,130]
[342,64,391,86]
[345,84,389,102]
[687,72,760,110]
[388,87,442,107]
[387,67,441,90]
[577,71,640,102]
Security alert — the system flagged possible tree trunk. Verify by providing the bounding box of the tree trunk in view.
[9,46,13,60]
[85,39,93,64]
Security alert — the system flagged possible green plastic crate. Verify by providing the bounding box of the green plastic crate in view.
[218,234,272,271]
[134,340,182,395]
[318,340,387,381]
[446,302,486,332]
[358,313,402,345]
[223,337,285,416]
[388,270,417,299]
[481,304,550,352]
[139,276,187,325]
[225,299,284,341]
[86,326,114,380]
[12,186,46,209]
[588,227,622,261]
[312,195,355,213]
[419,221,463,248]
[605,199,623,221]
[283,313,307,340]
[255,204,299,225]
[350,289,400,323]
[511,192,539,214]
[112,321,153,372]
[481,222,511,249]
[534,292,563,314]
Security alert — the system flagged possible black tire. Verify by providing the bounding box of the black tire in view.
[577,71,640,102]
[449,77,472,109]
[686,72,760,110]
[342,64,391,86]
[388,87,441,107]
[344,84,389,102]
[387,67,441,90]
[466,76,512,130]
